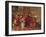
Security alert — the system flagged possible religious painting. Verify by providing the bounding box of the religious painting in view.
[5,1,45,36]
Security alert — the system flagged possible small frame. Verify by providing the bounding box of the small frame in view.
[5,1,45,36]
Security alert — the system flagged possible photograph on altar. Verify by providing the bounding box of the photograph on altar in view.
[5,1,45,36]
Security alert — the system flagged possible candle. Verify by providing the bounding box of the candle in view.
[20,18,25,30]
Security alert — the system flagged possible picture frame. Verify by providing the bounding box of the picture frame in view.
[5,1,45,36]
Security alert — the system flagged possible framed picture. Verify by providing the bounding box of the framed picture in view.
[5,1,45,36]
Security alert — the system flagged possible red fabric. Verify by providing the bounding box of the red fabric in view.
[13,16,36,30]
[25,17,32,25]
[25,17,36,30]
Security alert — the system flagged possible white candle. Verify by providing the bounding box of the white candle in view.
[21,21,25,29]
[20,19,25,30]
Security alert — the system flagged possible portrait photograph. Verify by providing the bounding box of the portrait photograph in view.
[5,1,45,36]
